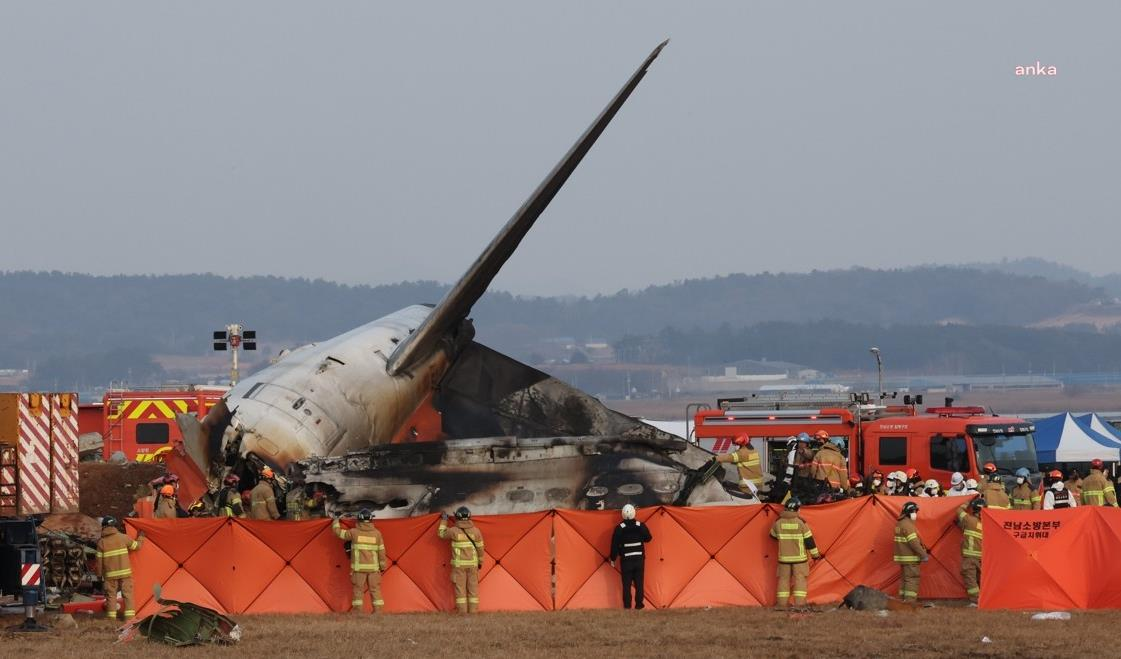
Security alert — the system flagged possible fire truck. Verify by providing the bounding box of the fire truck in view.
[690,392,1041,490]
[96,387,226,462]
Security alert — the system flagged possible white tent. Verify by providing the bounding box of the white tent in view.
[1034,413,1121,463]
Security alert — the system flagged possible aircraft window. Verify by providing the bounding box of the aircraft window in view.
[136,423,170,445]
[617,484,645,496]
[546,488,571,502]
[245,383,265,399]
[390,338,399,345]
[507,489,534,503]
[292,397,305,410]
[879,436,907,465]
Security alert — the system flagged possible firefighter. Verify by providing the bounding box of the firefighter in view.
[716,434,765,497]
[153,484,180,519]
[893,501,928,601]
[333,509,387,613]
[794,432,815,480]
[1065,470,1084,499]
[904,469,924,496]
[1010,467,1041,510]
[919,479,941,498]
[96,516,144,621]
[946,472,970,497]
[1080,458,1118,507]
[811,434,847,492]
[286,485,309,520]
[847,475,866,498]
[438,506,485,613]
[769,497,820,609]
[868,470,887,495]
[187,500,210,517]
[610,504,652,610]
[980,463,1011,509]
[148,472,179,493]
[957,497,985,605]
[1043,470,1077,510]
[250,467,281,520]
[964,478,980,495]
[216,474,245,518]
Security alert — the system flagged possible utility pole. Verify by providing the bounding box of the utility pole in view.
[869,347,884,406]
[213,324,257,386]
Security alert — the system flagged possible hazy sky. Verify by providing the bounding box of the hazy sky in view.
[1,2,1117,296]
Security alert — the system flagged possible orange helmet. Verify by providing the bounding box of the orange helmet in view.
[261,466,274,479]
[849,475,863,487]
[1091,458,1104,470]
[1048,469,1063,480]
[159,484,175,496]
[983,462,997,475]
[813,430,830,441]
[733,435,749,447]
[905,468,919,480]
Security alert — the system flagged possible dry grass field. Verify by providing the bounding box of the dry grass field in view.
[3,606,1116,658]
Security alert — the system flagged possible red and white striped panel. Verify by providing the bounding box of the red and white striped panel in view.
[50,393,80,513]
[17,393,52,515]
[21,563,42,587]
[0,447,16,512]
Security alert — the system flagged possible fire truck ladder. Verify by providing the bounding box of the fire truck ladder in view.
[717,392,863,411]
[104,386,128,459]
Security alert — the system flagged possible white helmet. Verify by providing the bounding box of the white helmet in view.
[925,479,939,490]
[621,504,636,520]
[950,472,964,486]
[965,478,978,490]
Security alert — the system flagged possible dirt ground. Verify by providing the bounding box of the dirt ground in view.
[79,462,164,520]
[2,606,1114,658]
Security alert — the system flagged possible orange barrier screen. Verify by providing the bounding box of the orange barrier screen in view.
[128,497,975,615]
[980,507,1121,610]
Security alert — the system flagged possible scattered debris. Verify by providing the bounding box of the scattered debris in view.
[51,613,78,631]
[118,586,240,646]
[839,585,920,612]
[981,636,992,643]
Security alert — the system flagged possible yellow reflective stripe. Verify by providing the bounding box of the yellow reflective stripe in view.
[101,548,128,558]
[894,556,921,563]
[776,533,804,539]
[894,534,918,542]
[451,541,475,549]
[105,568,133,578]
[128,541,140,551]
[963,549,982,558]
[353,543,380,550]
[964,530,982,538]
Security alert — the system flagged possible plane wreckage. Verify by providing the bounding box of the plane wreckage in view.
[172,40,751,517]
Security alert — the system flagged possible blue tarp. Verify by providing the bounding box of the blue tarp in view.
[1033,413,1121,463]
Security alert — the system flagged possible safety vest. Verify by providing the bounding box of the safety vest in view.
[810,444,847,488]
[727,447,763,485]
[1052,488,1074,509]
[957,509,982,559]
[1010,483,1040,510]
[439,520,485,568]
[769,511,820,563]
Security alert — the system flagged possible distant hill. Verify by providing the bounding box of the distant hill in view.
[0,266,1108,387]
[961,258,1121,297]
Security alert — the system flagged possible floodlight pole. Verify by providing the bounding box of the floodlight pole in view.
[870,347,884,406]
[228,323,242,386]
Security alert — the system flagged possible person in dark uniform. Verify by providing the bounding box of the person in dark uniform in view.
[610,504,653,609]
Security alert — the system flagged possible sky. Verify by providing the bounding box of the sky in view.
[1,2,1118,296]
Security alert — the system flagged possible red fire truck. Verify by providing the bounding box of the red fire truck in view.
[691,393,1041,489]
[96,388,226,462]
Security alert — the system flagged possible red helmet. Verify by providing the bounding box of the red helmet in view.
[733,435,749,447]
[849,475,863,486]
[1091,458,1104,470]
[983,462,998,475]
[159,484,175,497]
[260,466,275,479]
[813,430,830,441]
[905,468,919,480]
[1048,469,1063,480]
[871,470,884,479]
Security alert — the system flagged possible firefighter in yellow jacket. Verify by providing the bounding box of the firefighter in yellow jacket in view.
[893,501,928,601]
[250,467,281,520]
[769,498,820,609]
[980,463,1011,510]
[153,484,179,519]
[438,506,485,613]
[334,508,387,613]
[1081,459,1118,507]
[811,434,848,491]
[716,434,764,495]
[1009,468,1040,510]
[957,497,984,604]
[96,516,144,620]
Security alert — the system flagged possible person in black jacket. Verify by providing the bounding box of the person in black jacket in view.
[609,504,653,609]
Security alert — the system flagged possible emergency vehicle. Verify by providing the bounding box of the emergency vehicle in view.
[690,393,1041,488]
[97,387,226,462]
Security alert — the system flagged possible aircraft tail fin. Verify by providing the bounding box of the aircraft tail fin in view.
[386,40,668,376]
